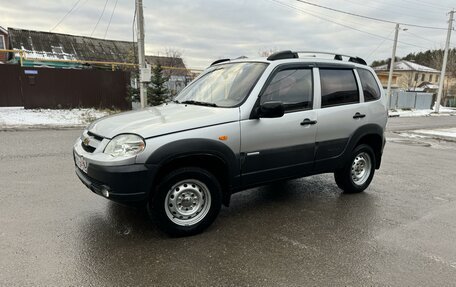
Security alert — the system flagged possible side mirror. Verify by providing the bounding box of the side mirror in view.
[258,101,285,118]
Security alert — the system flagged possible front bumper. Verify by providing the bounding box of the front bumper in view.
[74,156,157,204]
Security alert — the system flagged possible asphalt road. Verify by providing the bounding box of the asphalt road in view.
[1,116,456,286]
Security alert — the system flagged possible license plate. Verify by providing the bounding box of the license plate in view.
[75,153,88,174]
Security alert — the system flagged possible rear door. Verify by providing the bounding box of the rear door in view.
[314,67,367,171]
[240,65,318,186]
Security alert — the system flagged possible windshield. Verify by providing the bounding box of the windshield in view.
[175,62,268,107]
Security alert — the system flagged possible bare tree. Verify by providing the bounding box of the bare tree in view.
[161,48,189,96]
[398,71,415,90]
[258,48,278,57]
[430,50,456,100]
[430,49,456,78]
[164,48,186,71]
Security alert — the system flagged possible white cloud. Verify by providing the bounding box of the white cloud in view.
[0,0,454,68]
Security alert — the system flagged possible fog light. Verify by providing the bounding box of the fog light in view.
[101,187,110,198]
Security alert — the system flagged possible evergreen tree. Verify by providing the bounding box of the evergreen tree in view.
[371,59,388,67]
[148,63,171,106]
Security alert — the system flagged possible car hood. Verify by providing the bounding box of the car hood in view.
[89,103,240,139]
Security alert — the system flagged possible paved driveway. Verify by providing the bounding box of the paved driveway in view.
[1,116,456,286]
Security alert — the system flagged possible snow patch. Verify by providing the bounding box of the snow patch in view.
[412,128,456,139]
[0,107,110,127]
[389,107,456,118]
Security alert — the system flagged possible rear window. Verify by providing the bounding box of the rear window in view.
[320,69,359,108]
[358,69,381,101]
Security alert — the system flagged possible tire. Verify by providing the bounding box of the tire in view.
[148,167,222,236]
[334,144,376,194]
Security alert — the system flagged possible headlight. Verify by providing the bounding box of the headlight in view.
[104,134,145,157]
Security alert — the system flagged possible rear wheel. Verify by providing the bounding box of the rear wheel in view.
[148,167,222,236]
[334,144,376,194]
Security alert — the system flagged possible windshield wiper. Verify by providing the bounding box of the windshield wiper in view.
[180,100,218,107]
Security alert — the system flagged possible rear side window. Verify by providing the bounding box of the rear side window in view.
[358,69,381,101]
[261,69,313,111]
[320,69,359,108]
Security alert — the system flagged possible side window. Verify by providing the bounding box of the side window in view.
[358,69,381,102]
[261,69,313,111]
[320,69,359,108]
[0,35,4,49]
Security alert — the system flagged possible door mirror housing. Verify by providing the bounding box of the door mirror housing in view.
[258,101,285,118]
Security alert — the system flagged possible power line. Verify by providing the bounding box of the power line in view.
[405,0,452,10]
[295,0,448,30]
[268,0,429,50]
[403,30,441,45]
[342,0,444,18]
[367,29,395,58]
[49,0,82,32]
[104,0,119,39]
[294,0,391,29]
[374,0,448,15]
[90,0,110,37]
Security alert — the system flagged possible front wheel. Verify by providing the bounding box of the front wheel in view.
[148,167,222,236]
[334,144,376,194]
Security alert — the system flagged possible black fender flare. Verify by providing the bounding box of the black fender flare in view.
[340,123,385,169]
[146,138,240,189]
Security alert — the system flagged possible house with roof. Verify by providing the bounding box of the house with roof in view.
[372,60,442,91]
[0,26,9,63]
[4,27,190,95]
[6,27,136,69]
[145,55,190,93]
[373,60,456,106]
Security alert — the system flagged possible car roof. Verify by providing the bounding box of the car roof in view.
[212,50,372,70]
[219,57,373,71]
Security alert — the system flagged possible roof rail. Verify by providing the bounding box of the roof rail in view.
[267,50,298,61]
[266,50,366,65]
[295,51,367,65]
[210,58,230,66]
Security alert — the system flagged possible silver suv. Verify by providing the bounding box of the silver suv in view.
[74,50,387,236]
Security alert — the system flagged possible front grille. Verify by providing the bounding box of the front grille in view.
[88,131,104,141]
[81,143,96,153]
[81,131,104,153]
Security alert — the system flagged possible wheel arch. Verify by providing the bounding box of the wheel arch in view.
[343,124,385,170]
[146,139,240,206]
[354,133,383,169]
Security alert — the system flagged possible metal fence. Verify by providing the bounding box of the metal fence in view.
[446,98,456,107]
[0,64,131,110]
[389,91,434,110]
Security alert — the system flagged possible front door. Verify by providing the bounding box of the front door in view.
[240,66,318,187]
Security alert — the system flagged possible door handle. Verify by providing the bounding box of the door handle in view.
[300,118,317,126]
[353,112,366,119]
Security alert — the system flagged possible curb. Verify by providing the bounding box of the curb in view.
[0,125,85,131]
[395,131,456,144]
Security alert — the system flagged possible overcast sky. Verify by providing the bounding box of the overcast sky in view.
[1,0,454,69]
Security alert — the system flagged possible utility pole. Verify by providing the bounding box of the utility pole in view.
[435,10,454,113]
[136,0,147,108]
[386,23,400,107]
